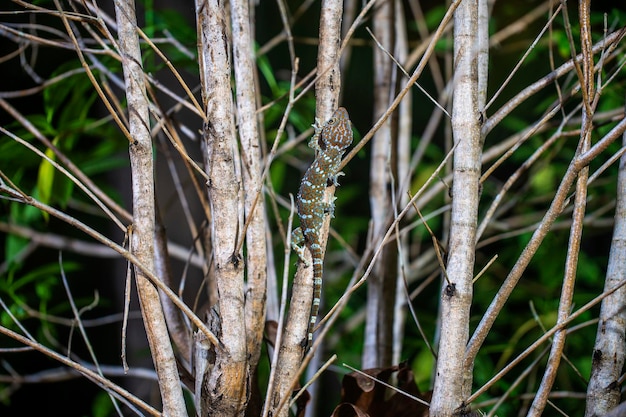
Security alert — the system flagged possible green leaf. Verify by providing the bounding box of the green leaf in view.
[3,263,77,295]
[91,391,114,417]
[35,277,55,302]
[0,300,27,328]
[288,109,315,134]
[4,203,43,266]
[424,5,446,30]
[0,135,40,175]
[4,234,30,270]
[257,52,279,95]
[153,9,196,45]
[530,164,558,195]
[412,348,435,391]
[36,146,57,220]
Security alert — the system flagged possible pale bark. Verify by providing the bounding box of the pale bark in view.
[114,0,186,415]
[315,0,345,117]
[196,0,248,415]
[477,0,489,111]
[430,0,481,415]
[459,0,489,388]
[155,213,192,364]
[231,0,267,380]
[363,0,397,369]
[392,0,412,367]
[585,97,626,417]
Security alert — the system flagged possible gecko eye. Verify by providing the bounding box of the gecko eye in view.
[327,117,337,125]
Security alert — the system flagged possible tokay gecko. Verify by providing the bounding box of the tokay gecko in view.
[292,107,353,351]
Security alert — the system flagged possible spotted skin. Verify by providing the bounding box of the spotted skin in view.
[292,107,353,351]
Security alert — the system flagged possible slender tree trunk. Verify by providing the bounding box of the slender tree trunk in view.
[430,0,481,414]
[392,0,412,367]
[363,0,397,369]
[265,0,346,416]
[115,0,187,415]
[196,0,248,415]
[585,82,626,417]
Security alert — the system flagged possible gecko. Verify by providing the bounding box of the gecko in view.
[291,107,353,351]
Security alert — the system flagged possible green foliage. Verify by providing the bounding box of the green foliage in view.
[5,200,42,265]
[549,29,576,60]
[0,21,129,411]
[91,391,115,417]
[2,59,126,266]
[36,146,57,215]
[257,52,281,98]
[145,9,198,73]
[44,68,96,128]
[0,261,78,333]
[423,5,446,31]
[529,163,558,196]
[411,347,435,392]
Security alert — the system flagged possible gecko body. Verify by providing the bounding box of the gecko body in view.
[292,107,353,350]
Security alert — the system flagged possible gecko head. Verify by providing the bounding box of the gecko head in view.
[320,107,353,152]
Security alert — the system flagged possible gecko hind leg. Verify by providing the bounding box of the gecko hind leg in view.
[322,199,337,218]
[291,227,311,267]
